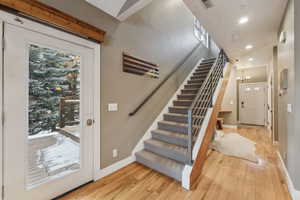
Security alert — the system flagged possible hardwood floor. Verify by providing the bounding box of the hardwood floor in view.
[58,127,291,200]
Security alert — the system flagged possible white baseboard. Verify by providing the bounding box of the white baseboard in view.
[182,165,192,190]
[94,156,135,181]
[222,124,238,129]
[277,151,300,200]
[132,58,204,155]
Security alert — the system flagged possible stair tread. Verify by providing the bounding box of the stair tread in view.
[170,105,206,109]
[135,150,184,181]
[153,129,188,139]
[174,100,193,102]
[164,113,204,118]
[178,94,196,96]
[145,139,188,155]
[159,120,201,128]
[182,88,198,91]
[136,150,184,168]
[186,83,202,86]
[153,128,197,141]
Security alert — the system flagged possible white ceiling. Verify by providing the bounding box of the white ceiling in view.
[237,43,274,69]
[86,0,153,21]
[183,0,288,67]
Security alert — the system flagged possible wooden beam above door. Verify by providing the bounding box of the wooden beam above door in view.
[0,0,106,43]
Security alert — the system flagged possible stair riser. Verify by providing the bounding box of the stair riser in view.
[164,114,188,123]
[135,153,182,181]
[201,59,216,64]
[188,80,204,84]
[144,142,187,163]
[177,95,196,100]
[158,122,188,134]
[198,66,212,71]
[190,76,206,80]
[173,100,192,107]
[151,132,188,147]
[182,87,210,94]
[184,84,202,89]
[200,62,214,66]
[193,71,209,76]
[196,67,211,71]
[195,70,210,75]
[164,114,203,124]
[169,107,188,114]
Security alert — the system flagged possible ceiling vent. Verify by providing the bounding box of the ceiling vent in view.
[201,0,214,9]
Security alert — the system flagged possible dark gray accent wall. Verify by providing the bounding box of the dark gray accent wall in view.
[39,0,213,168]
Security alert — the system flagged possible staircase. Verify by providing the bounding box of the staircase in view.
[135,57,217,181]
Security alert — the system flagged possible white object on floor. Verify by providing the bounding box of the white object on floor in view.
[211,131,258,163]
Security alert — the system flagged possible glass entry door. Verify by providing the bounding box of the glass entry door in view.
[3,23,94,200]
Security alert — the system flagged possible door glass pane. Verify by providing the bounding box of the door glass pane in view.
[27,44,81,188]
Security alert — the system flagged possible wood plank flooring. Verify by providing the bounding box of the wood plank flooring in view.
[57,127,291,200]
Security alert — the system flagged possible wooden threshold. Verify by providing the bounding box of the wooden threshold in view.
[0,0,105,43]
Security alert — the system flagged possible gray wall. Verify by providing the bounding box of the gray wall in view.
[292,0,300,189]
[39,0,214,168]
[277,0,300,189]
[277,0,293,182]
[221,65,237,125]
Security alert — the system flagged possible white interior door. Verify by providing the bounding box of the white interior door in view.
[239,82,266,125]
[3,23,95,200]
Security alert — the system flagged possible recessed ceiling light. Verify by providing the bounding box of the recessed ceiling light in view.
[239,17,249,24]
[249,58,253,61]
[245,45,253,50]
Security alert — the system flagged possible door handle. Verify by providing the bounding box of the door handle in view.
[86,119,94,126]
[241,101,245,108]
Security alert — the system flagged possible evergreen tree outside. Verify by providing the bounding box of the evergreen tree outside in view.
[29,44,80,136]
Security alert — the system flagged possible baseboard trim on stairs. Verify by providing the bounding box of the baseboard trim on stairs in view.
[222,124,238,129]
[94,156,135,181]
[132,58,204,155]
[277,151,300,200]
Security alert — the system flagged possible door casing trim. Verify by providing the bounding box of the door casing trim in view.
[0,10,101,200]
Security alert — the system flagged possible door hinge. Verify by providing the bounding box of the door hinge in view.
[2,36,5,50]
[2,111,4,126]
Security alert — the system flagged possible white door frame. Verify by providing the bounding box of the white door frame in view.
[0,10,101,199]
[0,19,3,200]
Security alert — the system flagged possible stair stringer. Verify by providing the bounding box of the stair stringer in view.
[182,62,231,190]
[132,58,204,156]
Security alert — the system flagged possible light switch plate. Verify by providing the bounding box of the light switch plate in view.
[287,104,292,113]
[108,103,118,112]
